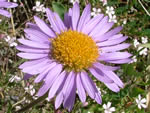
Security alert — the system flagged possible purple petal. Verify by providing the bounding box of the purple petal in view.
[77,4,91,32]
[16,45,49,53]
[17,52,48,59]
[18,39,49,49]
[63,72,75,99]
[81,14,104,34]
[106,58,132,64]
[93,62,120,71]
[64,8,72,28]
[93,22,114,38]
[105,83,120,92]
[0,2,18,8]
[54,12,66,31]
[34,16,56,37]
[34,62,57,83]
[95,92,102,104]
[94,26,123,41]
[19,58,49,69]
[26,22,41,30]
[63,74,76,112]
[102,70,124,88]
[55,92,64,109]
[0,9,11,17]
[98,52,132,61]
[101,43,130,52]
[89,68,114,83]
[89,16,109,37]
[25,33,50,44]
[23,73,33,80]
[48,71,67,99]
[24,28,50,42]
[97,36,128,47]
[37,64,62,96]
[80,71,97,99]
[22,59,52,75]
[46,8,62,33]
[76,73,86,103]
[72,2,80,30]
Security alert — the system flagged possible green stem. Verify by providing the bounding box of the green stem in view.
[16,93,48,113]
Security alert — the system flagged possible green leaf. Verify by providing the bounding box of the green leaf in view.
[130,87,145,97]
[142,29,150,36]
[52,2,66,19]
[140,43,150,48]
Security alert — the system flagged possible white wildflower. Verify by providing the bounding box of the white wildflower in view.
[138,47,148,56]
[9,75,21,83]
[91,8,101,17]
[100,0,107,6]
[141,37,148,44]
[32,1,46,13]
[133,39,140,48]
[15,106,21,111]
[24,85,36,96]
[69,0,79,4]
[106,6,115,16]
[123,19,127,25]
[5,36,17,47]
[136,94,147,109]
[103,102,115,113]
[13,0,17,2]
[109,14,117,23]
[129,56,137,63]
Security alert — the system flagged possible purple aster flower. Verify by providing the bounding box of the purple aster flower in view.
[17,3,131,111]
[0,0,18,17]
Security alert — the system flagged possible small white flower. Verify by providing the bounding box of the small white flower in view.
[13,0,17,2]
[24,85,36,96]
[106,6,115,16]
[109,15,117,23]
[141,37,148,44]
[130,6,137,12]
[136,94,147,109]
[69,0,79,4]
[122,19,127,26]
[129,56,137,63]
[133,39,140,48]
[32,1,46,13]
[100,0,107,6]
[91,8,101,17]
[9,75,21,83]
[5,36,18,47]
[87,112,92,113]
[103,102,115,113]
[138,47,148,56]
[15,106,21,111]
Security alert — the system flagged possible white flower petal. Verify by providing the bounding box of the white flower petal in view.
[110,107,115,112]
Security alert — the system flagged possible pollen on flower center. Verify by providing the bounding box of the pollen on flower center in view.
[50,30,99,72]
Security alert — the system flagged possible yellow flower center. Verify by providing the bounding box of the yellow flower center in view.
[50,30,99,72]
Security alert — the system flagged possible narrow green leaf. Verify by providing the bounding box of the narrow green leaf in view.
[52,2,66,19]
[140,43,150,48]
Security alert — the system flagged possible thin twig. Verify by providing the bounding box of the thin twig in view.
[18,0,30,20]
[16,93,48,113]
[8,0,16,36]
[138,0,150,16]
[12,98,25,108]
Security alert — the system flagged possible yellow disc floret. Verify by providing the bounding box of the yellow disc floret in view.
[50,30,99,72]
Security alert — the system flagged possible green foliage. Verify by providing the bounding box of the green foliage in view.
[0,0,150,113]
[52,2,66,19]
